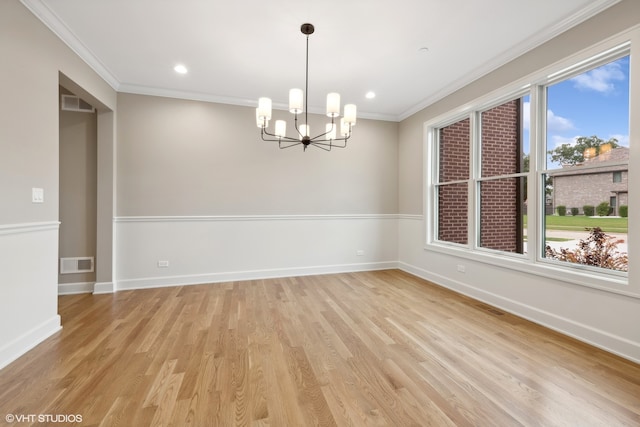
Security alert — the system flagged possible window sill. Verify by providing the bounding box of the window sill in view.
[423,241,637,299]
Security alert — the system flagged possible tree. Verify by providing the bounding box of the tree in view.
[548,135,619,166]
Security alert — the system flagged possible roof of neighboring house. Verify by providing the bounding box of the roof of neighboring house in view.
[551,147,629,177]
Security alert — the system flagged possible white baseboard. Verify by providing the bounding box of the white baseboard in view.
[398,262,640,365]
[93,281,115,294]
[0,315,61,370]
[117,261,398,291]
[58,282,95,295]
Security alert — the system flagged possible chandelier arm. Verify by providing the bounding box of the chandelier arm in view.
[279,140,303,149]
[308,142,333,152]
[261,127,302,143]
[308,131,334,142]
[293,113,304,139]
[310,139,348,149]
[305,117,335,142]
[308,131,351,144]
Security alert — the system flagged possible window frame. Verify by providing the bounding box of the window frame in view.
[424,36,633,296]
[475,97,528,255]
[433,115,472,247]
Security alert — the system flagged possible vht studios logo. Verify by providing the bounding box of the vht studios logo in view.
[5,413,83,423]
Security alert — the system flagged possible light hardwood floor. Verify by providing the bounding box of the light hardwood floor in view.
[1,270,639,426]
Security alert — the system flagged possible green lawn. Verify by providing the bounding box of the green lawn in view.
[523,215,628,233]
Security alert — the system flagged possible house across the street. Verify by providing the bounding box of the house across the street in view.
[552,146,629,216]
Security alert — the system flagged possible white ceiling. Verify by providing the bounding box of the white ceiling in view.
[23,0,619,121]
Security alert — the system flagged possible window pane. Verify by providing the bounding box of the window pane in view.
[438,118,470,183]
[543,55,629,273]
[481,98,527,177]
[479,177,526,253]
[613,171,622,183]
[545,56,629,171]
[437,183,468,244]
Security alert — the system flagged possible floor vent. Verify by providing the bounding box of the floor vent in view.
[60,257,94,274]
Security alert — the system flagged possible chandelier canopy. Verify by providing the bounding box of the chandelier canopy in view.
[255,23,357,151]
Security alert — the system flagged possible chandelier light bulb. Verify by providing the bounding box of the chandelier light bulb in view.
[344,104,357,125]
[255,109,261,128]
[257,97,272,120]
[326,93,340,117]
[340,118,350,137]
[289,89,304,114]
[275,120,287,138]
[326,123,336,140]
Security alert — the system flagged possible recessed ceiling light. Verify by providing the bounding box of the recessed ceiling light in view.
[174,64,188,74]
[365,91,376,99]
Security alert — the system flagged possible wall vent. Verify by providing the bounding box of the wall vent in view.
[61,95,95,113]
[60,257,94,274]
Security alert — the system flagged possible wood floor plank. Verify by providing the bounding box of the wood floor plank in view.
[1,270,639,426]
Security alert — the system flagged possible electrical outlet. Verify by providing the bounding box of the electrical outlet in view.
[456,264,466,273]
[32,187,44,203]
[157,260,169,268]
[356,250,364,256]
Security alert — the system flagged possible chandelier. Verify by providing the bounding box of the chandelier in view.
[255,23,357,151]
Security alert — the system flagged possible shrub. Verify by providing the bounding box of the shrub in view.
[596,202,610,217]
[570,207,579,216]
[583,205,595,216]
[556,205,567,216]
[619,205,628,218]
[545,227,628,272]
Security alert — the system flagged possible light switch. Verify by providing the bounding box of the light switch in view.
[32,187,44,203]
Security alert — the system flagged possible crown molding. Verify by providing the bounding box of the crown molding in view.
[20,0,120,90]
[118,83,399,122]
[398,0,622,121]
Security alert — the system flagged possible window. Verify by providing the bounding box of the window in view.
[435,118,470,245]
[427,43,630,284]
[478,98,527,254]
[613,171,622,182]
[431,96,528,255]
[543,54,629,273]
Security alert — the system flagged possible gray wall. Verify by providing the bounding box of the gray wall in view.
[116,93,399,216]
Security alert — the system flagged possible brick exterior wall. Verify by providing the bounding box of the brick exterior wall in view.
[553,170,628,215]
[552,147,629,216]
[438,119,469,244]
[479,100,522,253]
[437,100,523,252]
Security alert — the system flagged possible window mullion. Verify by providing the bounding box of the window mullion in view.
[528,85,544,263]
[470,112,480,249]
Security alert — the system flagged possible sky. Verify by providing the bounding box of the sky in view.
[522,55,630,169]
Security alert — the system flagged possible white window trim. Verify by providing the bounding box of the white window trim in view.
[423,32,635,297]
